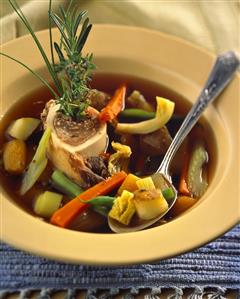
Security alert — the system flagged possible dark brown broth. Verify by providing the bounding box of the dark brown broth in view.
[0,73,217,231]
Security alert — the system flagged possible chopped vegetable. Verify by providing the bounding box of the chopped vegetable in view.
[179,143,191,195]
[133,189,168,220]
[3,139,26,174]
[117,173,140,195]
[99,84,126,122]
[108,142,132,175]
[20,128,51,195]
[187,142,208,198]
[136,177,155,190]
[109,190,135,225]
[86,196,115,217]
[51,170,83,197]
[116,97,175,134]
[34,191,63,218]
[162,188,175,201]
[120,109,155,120]
[50,171,127,228]
[127,90,153,112]
[86,196,115,207]
[7,118,40,141]
[170,196,197,217]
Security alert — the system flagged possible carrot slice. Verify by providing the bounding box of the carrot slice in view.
[99,84,126,122]
[179,149,191,196]
[50,171,127,228]
[169,196,197,217]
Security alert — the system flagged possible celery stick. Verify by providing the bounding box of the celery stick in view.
[51,170,83,197]
[34,191,62,218]
[20,128,51,195]
[187,142,208,198]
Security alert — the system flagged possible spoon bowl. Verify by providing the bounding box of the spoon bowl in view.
[109,51,240,233]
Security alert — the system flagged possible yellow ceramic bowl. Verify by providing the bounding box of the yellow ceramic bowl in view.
[1,25,239,265]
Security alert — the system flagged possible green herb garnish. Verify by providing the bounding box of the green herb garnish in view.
[1,0,95,121]
[49,2,95,120]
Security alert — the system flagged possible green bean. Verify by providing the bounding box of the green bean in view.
[86,196,115,207]
[120,109,155,120]
[51,170,83,198]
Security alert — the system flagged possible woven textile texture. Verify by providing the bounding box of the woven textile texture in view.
[0,225,239,297]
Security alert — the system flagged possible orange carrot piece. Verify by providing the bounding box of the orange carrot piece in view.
[169,196,197,217]
[99,84,126,122]
[179,152,191,196]
[50,171,127,228]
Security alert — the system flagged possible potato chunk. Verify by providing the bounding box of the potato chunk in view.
[7,118,40,141]
[3,139,26,174]
[133,189,168,220]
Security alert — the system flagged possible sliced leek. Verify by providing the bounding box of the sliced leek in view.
[20,128,51,195]
[116,97,175,134]
[136,177,155,190]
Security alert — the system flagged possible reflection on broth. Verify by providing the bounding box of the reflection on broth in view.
[0,73,216,233]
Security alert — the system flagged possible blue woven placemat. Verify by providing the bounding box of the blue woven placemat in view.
[0,225,239,298]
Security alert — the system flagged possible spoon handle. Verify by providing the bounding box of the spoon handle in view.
[157,51,240,180]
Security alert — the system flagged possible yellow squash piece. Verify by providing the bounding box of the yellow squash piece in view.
[117,173,140,195]
[109,190,135,225]
[116,97,175,134]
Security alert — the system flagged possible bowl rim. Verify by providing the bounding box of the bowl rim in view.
[1,24,239,265]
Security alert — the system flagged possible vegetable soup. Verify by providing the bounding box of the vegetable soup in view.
[0,73,215,233]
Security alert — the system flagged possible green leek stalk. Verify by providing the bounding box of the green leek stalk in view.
[20,128,51,195]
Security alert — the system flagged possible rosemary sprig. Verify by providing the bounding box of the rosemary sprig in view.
[50,4,96,120]
[1,0,95,122]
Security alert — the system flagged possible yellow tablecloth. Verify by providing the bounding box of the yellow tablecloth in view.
[1,0,239,53]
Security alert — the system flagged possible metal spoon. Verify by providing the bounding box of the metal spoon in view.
[109,51,240,233]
